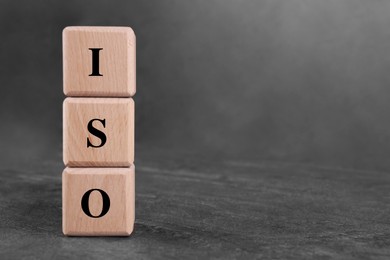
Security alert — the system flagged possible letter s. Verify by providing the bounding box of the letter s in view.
[87,118,107,148]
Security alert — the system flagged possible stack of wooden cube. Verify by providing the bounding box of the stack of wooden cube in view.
[62,26,136,236]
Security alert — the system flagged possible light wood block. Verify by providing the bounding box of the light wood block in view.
[63,97,134,167]
[63,26,136,97]
[62,166,135,236]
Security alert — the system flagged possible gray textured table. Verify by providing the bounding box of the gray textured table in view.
[1,147,390,259]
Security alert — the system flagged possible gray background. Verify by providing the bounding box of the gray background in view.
[2,1,390,259]
[1,0,390,170]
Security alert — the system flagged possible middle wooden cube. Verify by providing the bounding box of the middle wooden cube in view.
[63,97,134,167]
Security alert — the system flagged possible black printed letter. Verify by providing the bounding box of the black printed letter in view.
[89,48,103,76]
[87,118,106,148]
[81,189,110,218]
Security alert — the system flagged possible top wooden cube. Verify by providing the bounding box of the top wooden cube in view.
[63,26,136,97]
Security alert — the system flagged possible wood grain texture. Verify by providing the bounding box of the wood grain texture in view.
[63,97,134,167]
[62,166,135,236]
[63,26,136,97]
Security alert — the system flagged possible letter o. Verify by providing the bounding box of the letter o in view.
[81,189,110,218]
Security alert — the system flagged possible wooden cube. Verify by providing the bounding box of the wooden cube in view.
[63,97,134,167]
[63,26,136,97]
[62,166,135,236]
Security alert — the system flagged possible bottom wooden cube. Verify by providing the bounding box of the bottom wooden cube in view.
[62,166,135,236]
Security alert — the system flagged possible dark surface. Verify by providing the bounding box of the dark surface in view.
[1,146,390,259]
